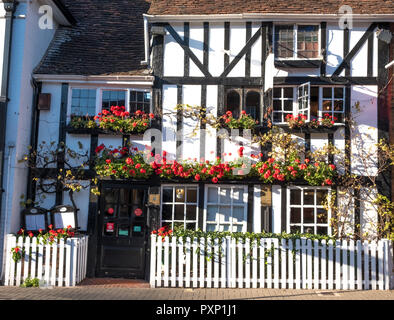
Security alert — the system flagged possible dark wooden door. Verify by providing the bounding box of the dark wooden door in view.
[97,185,148,278]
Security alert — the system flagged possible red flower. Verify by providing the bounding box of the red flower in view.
[95,144,105,154]
[126,157,133,165]
[140,168,146,174]
[241,110,247,115]
[106,159,111,164]
[48,224,53,230]
[108,208,114,215]
[324,179,333,185]
[329,164,336,170]
[14,247,20,253]
[212,177,218,183]
[194,174,201,181]
[149,113,154,119]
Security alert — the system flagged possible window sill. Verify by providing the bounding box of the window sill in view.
[274,59,322,69]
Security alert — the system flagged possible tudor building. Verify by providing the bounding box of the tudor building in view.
[1,0,393,280]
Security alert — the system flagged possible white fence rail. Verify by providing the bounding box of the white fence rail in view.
[3,234,89,287]
[150,235,393,290]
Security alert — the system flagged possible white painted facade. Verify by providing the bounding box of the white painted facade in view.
[0,0,62,275]
[28,19,388,240]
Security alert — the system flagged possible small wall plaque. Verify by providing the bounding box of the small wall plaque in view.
[37,93,51,110]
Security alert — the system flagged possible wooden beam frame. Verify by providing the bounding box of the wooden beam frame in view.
[332,23,377,77]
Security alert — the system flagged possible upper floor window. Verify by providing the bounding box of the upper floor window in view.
[102,90,126,111]
[274,24,320,59]
[272,85,345,125]
[225,88,260,121]
[71,88,97,116]
[69,88,151,118]
[130,91,151,115]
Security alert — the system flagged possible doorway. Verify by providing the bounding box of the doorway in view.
[96,185,148,278]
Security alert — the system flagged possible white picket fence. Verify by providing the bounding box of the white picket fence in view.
[150,235,393,290]
[3,234,89,287]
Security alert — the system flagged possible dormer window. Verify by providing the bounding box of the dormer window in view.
[274,24,320,61]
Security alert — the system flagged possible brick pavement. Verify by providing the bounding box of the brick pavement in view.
[0,280,393,300]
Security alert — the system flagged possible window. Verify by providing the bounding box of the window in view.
[275,24,320,59]
[273,87,294,123]
[70,88,97,116]
[161,186,198,230]
[130,90,151,114]
[321,87,345,123]
[205,185,247,232]
[287,187,331,235]
[102,90,126,111]
[225,88,260,121]
[297,82,310,121]
[275,25,294,59]
[297,25,319,58]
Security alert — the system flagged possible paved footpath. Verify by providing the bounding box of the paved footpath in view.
[0,286,393,300]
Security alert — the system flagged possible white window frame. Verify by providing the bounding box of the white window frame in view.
[272,86,296,124]
[272,83,311,124]
[273,23,321,60]
[160,184,199,230]
[287,186,332,235]
[319,86,346,124]
[67,86,152,119]
[203,185,248,232]
[297,82,311,121]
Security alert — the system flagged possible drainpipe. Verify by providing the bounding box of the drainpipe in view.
[0,0,17,280]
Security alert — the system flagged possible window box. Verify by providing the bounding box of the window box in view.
[274,59,322,69]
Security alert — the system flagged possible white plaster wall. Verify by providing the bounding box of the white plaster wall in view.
[163,23,184,77]
[189,22,204,77]
[310,133,328,162]
[204,85,218,161]
[250,22,262,78]
[97,135,123,150]
[271,185,282,234]
[334,127,346,174]
[350,85,378,176]
[1,0,58,245]
[349,23,370,77]
[208,22,224,77]
[228,22,246,77]
[161,84,177,160]
[182,85,201,161]
[336,187,355,237]
[65,134,90,169]
[326,23,345,77]
[37,83,62,148]
[62,181,90,231]
[360,187,378,239]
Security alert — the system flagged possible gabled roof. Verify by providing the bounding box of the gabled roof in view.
[34,0,151,76]
[147,0,394,15]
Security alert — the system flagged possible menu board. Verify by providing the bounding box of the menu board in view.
[25,214,46,231]
[53,211,76,229]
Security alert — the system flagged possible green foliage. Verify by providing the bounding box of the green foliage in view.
[20,278,40,288]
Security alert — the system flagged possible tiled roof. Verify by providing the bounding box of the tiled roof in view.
[34,0,151,76]
[148,0,394,15]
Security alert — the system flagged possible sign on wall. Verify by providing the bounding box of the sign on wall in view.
[50,205,78,230]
